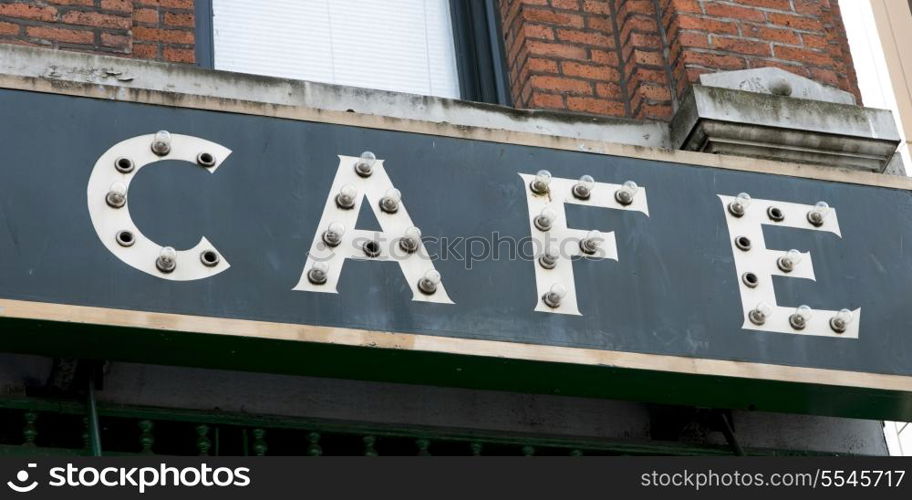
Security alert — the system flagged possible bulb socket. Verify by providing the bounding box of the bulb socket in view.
[830,316,848,334]
[354,161,373,177]
[335,193,355,209]
[807,211,824,227]
[533,215,553,232]
[115,230,135,247]
[418,277,438,295]
[572,184,591,200]
[734,236,752,251]
[741,272,759,288]
[539,254,558,269]
[307,266,328,285]
[115,157,134,173]
[322,230,342,247]
[529,180,549,195]
[615,189,633,206]
[156,254,176,273]
[748,308,767,325]
[380,197,399,214]
[727,201,745,217]
[106,191,126,209]
[399,237,419,254]
[579,238,599,255]
[196,152,216,168]
[200,249,220,267]
[789,313,807,330]
[767,206,785,222]
[777,256,795,273]
[362,240,381,258]
[542,291,562,308]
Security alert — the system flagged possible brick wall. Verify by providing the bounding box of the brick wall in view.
[0,0,860,122]
[0,0,195,63]
[500,0,860,120]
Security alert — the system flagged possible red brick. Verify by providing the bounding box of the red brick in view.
[133,26,194,44]
[550,0,580,9]
[164,11,195,28]
[702,2,766,22]
[557,28,613,47]
[596,81,621,98]
[528,57,559,73]
[530,92,565,108]
[733,0,792,10]
[523,23,554,40]
[133,8,160,25]
[0,21,19,35]
[801,33,828,49]
[675,15,739,35]
[101,0,132,12]
[26,26,93,44]
[562,61,619,80]
[164,46,194,63]
[682,50,746,69]
[567,96,625,115]
[743,24,801,45]
[132,42,159,59]
[581,0,611,15]
[530,75,593,94]
[524,8,585,27]
[135,0,193,8]
[0,3,57,22]
[711,36,771,56]
[766,12,824,31]
[591,48,619,65]
[101,31,130,49]
[527,39,588,59]
[61,11,131,29]
[632,49,663,66]
[49,0,94,5]
[773,45,832,66]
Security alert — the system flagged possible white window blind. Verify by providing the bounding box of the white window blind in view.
[212,0,461,99]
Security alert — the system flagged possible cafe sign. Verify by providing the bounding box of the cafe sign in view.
[1,81,911,420]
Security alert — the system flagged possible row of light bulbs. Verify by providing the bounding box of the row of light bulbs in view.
[728,192,830,227]
[105,131,221,274]
[310,152,440,295]
[529,169,639,205]
[749,302,854,334]
[731,192,850,333]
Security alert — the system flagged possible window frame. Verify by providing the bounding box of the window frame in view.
[194,0,510,105]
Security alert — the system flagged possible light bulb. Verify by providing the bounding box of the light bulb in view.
[580,230,603,255]
[830,308,854,333]
[542,283,567,308]
[728,192,751,217]
[106,182,127,208]
[322,222,345,247]
[380,188,402,213]
[156,246,177,273]
[539,246,559,269]
[573,174,595,199]
[355,151,377,177]
[789,305,813,330]
[336,184,358,209]
[307,262,329,285]
[151,130,172,156]
[749,302,772,325]
[534,207,557,231]
[807,201,829,226]
[418,269,441,294]
[530,169,552,194]
[615,180,638,205]
[777,249,803,273]
[399,226,422,253]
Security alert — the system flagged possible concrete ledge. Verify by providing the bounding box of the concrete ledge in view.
[0,44,669,148]
[671,85,901,173]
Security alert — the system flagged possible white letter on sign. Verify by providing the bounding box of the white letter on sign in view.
[293,154,453,304]
[719,194,859,338]
[87,133,231,281]
[520,172,649,315]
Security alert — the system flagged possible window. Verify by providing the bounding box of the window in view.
[197,0,509,104]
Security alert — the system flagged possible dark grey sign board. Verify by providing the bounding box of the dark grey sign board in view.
[1,83,911,420]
